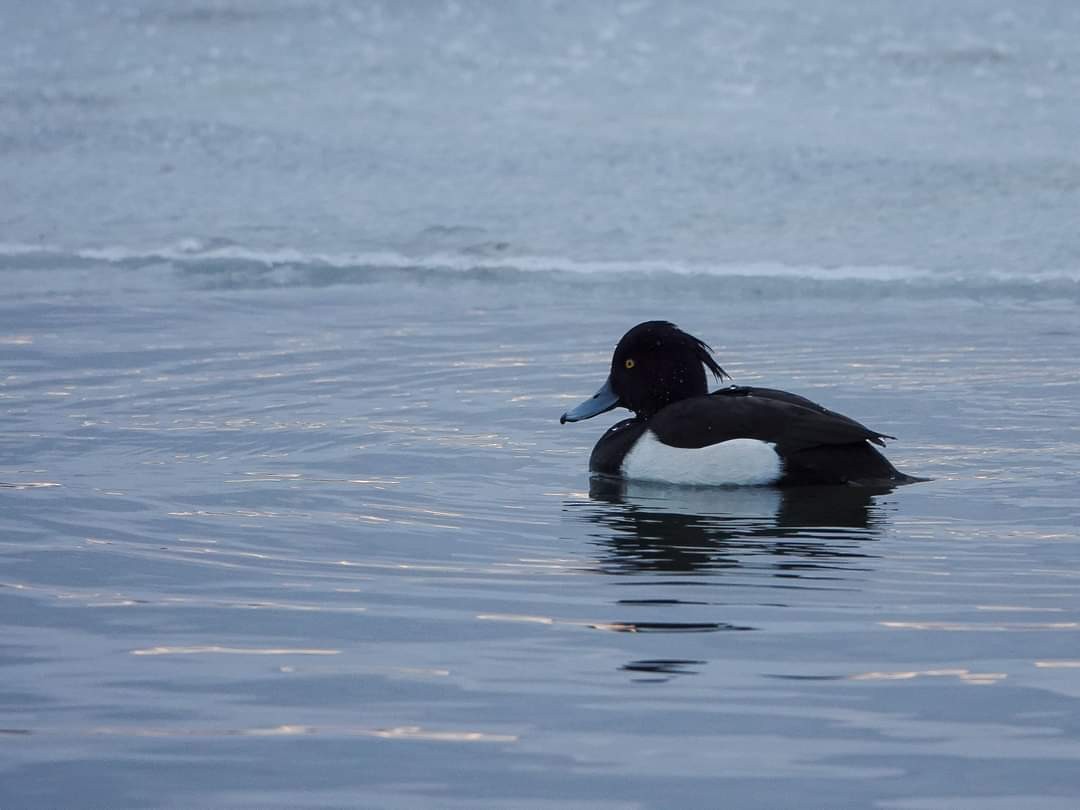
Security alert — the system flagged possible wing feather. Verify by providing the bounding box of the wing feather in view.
[649,386,893,452]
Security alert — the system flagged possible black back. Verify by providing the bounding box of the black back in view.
[650,386,893,451]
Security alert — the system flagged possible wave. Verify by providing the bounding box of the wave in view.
[2,240,1078,300]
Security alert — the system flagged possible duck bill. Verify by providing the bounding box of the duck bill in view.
[560,377,621,423]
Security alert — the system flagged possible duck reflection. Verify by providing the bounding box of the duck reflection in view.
[578,478,893,577]
[621,658,706,683]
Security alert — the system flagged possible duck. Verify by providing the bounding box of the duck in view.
[560,321,921,487]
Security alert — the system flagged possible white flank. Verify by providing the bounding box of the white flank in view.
[621,432,782,487]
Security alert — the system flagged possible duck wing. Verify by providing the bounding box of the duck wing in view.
[648,386,895,452]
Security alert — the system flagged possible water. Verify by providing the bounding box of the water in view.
[3,2,1080,809]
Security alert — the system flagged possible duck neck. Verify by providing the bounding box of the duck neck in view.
[635,361,706,418]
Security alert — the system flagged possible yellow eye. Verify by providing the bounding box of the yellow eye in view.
[624,358,635,369]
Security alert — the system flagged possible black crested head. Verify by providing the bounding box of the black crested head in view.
[610,321,729,418]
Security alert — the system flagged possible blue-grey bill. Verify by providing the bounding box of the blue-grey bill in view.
[560,377,620,423]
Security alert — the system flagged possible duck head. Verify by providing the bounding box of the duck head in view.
[560,321,729,423]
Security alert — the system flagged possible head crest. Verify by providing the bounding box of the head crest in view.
[641,321,728,382]
[687,329,729,382]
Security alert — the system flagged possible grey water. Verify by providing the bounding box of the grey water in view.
[3,2,1080,808]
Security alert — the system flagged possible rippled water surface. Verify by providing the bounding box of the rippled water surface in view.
[4,266,1079,809]
[4,1,1080,808]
